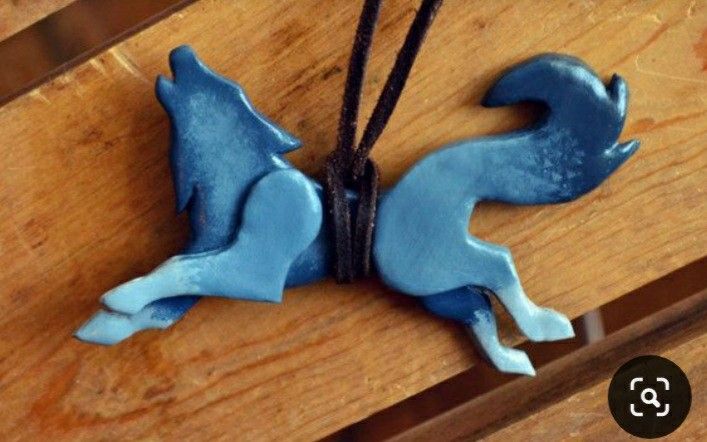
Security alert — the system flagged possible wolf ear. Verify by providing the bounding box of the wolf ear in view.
[155,75,176,110]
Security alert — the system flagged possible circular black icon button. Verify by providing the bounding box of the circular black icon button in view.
[608,355,691,438]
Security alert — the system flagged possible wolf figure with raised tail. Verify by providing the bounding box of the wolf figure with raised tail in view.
[77,46,638,376]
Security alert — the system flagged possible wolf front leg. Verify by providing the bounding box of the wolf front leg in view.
[100,169,322,316]
[75,191,236,344]
[74,307,182,345]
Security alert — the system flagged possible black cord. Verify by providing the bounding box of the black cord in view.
[324,0,444,282]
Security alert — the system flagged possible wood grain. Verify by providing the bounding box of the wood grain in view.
[484,298,707,441]
[0,0,704,440]
[0,0,193,104]
[392,289,706,441]
[486,337,707,440]
[0,0,76,40]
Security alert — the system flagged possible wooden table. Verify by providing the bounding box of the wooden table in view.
[0,0,704,440]
[0,0,75,40]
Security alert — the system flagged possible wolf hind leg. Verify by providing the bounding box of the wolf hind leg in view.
[465,240,574,342]
[422,287,535,376]
[102,169,322,315]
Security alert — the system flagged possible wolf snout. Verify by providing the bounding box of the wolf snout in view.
[168,45,200,78]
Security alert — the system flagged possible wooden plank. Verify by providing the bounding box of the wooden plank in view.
[0,0,76,41]
[342,257,706,441]
[484,301,707,441]
[392,289,706,441]
[0,0,193,104]
[486,335,707,440]
[0,0,704,440]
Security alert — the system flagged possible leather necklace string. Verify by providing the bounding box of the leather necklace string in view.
[324,0,444,283]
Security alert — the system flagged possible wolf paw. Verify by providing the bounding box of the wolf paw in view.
[488,347,537,376]
[523,307,575,342]
[101,277,153,315]
[75,310,139,345]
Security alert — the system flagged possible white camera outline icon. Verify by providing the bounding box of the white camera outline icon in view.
[629,377,670,417]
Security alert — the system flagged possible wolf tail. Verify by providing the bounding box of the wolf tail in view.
[375,54,639,295]
[373,55,637,375]
[473,53,639,204]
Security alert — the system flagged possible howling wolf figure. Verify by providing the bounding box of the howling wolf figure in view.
[77,46,638,375]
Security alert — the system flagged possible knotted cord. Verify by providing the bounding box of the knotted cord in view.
[324,0,444,282]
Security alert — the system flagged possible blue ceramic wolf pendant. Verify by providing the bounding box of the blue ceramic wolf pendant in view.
[76,46,638,376]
